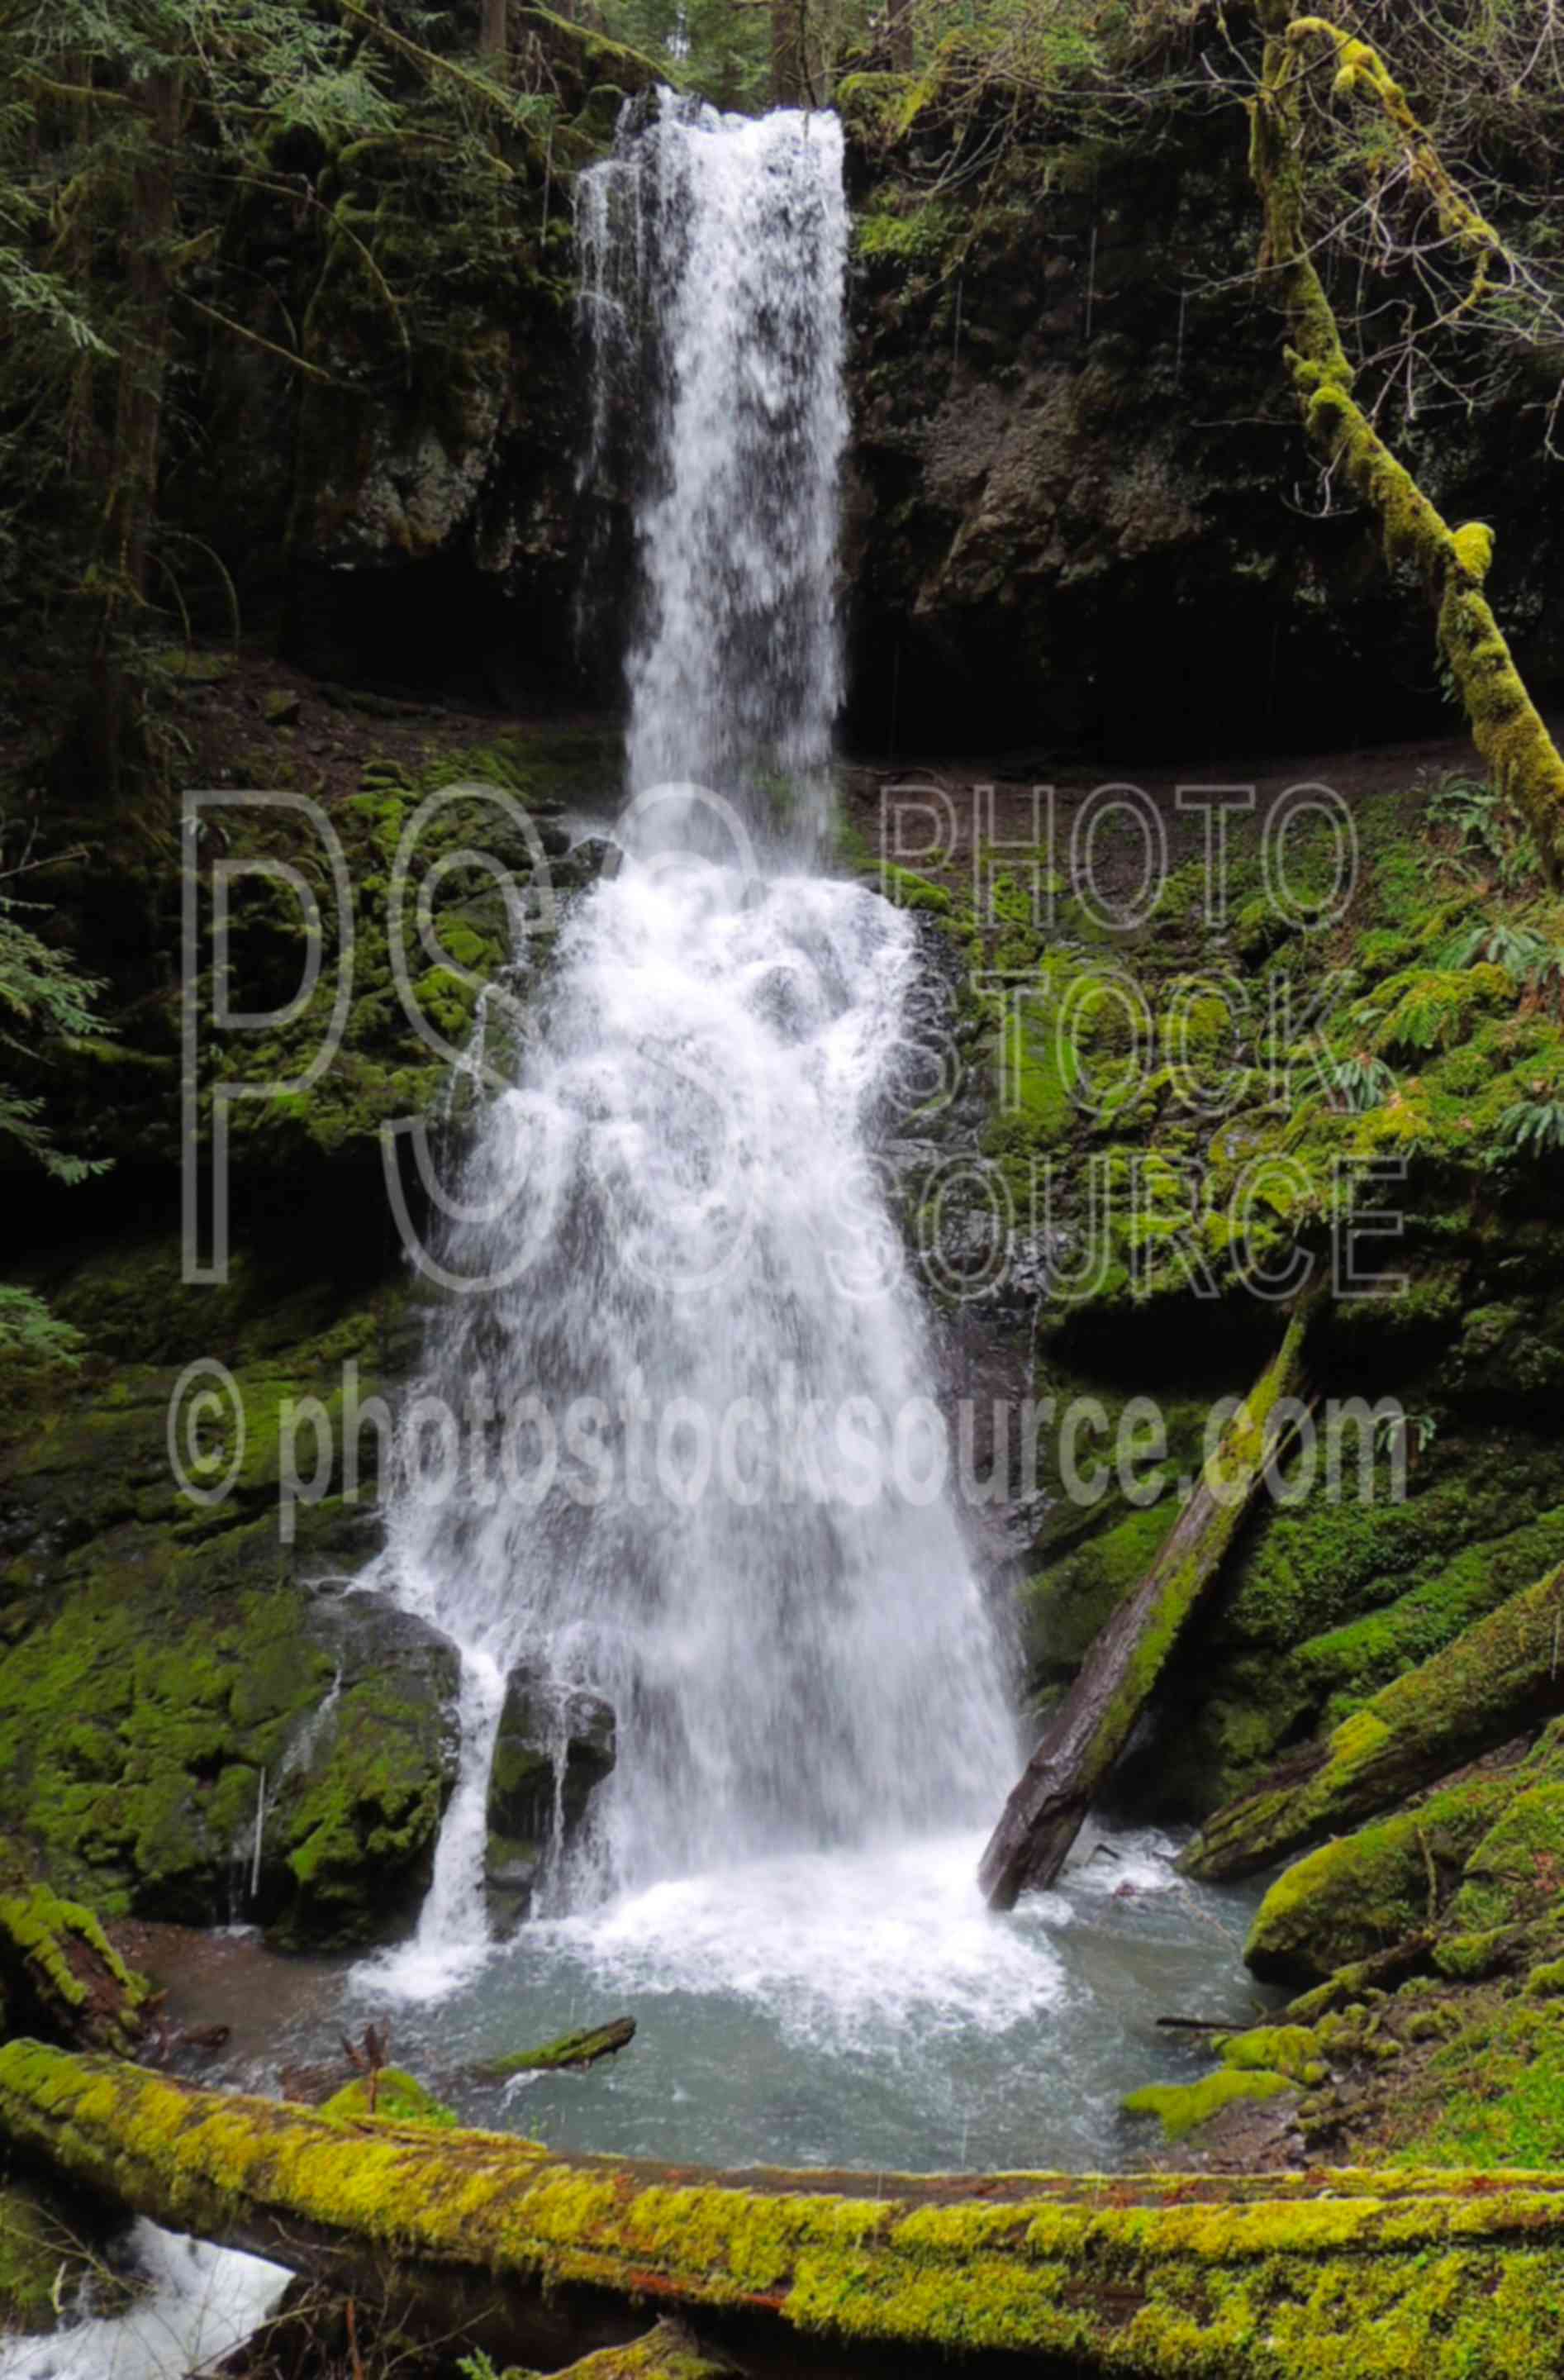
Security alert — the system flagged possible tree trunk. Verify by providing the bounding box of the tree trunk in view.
[887,0,914,71]
[90,66,181,799]
[771,1,806,107]
[978,1307,1312,1911]
[1249,7,1564,883]
[479,0,508,70]
[4,2043,1564,2377]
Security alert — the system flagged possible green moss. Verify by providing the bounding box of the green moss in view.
[1122,2066,1295,2140]
[0,1884,148,2054]
[1216,2025,1328,2087]
[1187,1554,1564,1881]
[321,2068,457,2127]
[1433,1928,1515,1983]
[1020,1500,1181,1686]
[1243,1766,1521,1985]
[879,864,953,915]
[856,202,958,264]
[550,2330,731,2380]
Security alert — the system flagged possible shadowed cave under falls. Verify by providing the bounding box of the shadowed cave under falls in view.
[329,93,1267,2175]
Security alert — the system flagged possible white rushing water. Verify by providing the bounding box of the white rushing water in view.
[578,93,848,809]
[365,93,1021,2007]
[0,2226,288,2380]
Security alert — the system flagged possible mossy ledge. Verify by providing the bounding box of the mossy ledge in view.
[8,2044,1564,2374]
[1185,1556,1564,1882]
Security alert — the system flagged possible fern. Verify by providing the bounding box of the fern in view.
[1495,1097,1564,1159]
[1327,1050,1396,1112]
[0,1284,85,1372]
[0,863,113,1182]
[1436,919,1551,975]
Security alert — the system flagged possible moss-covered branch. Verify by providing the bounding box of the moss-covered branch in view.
[10,2042,1564,2374]
[979,1305,1313,1910]
[1250,7,1564,883]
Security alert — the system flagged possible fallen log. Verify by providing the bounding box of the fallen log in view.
[979,1310,1312,1910]
[1182,1555,1564,1882]
[0,1886,149,2057]
[475,2017,635,2082]
[9,2041,1564,2377]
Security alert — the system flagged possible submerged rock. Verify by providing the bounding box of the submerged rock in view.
[484,1668,616,1934]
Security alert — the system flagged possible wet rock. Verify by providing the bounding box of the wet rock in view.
[553,835,623,892]
[484,1668,616,1935]
[258,1592,463,1952]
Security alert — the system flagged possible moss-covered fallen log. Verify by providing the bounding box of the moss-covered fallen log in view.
[12,2042,1564,2375]
[476,2016,635,2081]
[1183,1555,1564,1883]
[0,1885,148,2057]
[979,1309,1310,1910]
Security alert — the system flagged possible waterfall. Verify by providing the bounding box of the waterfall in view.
[368,94,1017,1994]
[581,93,848,816]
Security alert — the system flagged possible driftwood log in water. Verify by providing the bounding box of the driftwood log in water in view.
[474,2016,636,2080]
[6,2040,1564,2377]
[978,1310,1312,1911]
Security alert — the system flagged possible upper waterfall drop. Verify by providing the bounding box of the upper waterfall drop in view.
[579,94,849,815]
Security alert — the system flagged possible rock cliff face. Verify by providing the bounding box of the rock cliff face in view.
[150,31,1561,771]
[840,110,1564,760]
[224,88,1563,761]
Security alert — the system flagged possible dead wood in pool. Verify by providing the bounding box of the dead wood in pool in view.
[978,1307,1314,1911]
[473,2016,637,2081]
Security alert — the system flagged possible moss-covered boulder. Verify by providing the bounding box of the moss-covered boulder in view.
[0,1495,460,1945]
[259,1591,461,1950]
[485,1668,616,1934]
[1243,1758,1538,1987]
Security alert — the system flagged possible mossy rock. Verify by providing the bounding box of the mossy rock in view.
[0,1232,459,1947]
[1214,2023,1328,2087]
[1186,1554,1564,1883]
[484,1668,616,1935]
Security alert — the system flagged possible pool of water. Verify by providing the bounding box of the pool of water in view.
[313,1823,1274,2175]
